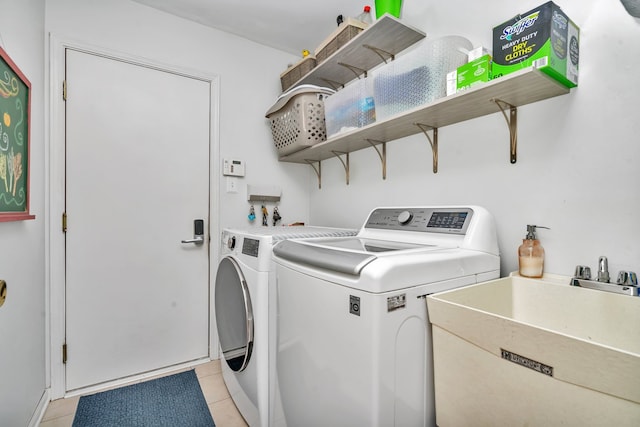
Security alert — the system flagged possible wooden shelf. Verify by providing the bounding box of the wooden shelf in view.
[279,67,571,166]
[291,14,426,90]
[273,17,572,187]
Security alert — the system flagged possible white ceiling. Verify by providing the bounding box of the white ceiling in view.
[131,0,373,56]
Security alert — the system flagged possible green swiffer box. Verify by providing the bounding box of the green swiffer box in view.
[457,54,492,91]
[492,1,579,88]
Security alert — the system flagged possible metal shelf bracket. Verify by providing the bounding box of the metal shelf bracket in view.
[331,151,350,185]
[492,98,518,164]
[363,44,395,64]
[305,159,322,189]
[337,62,368,80]
[366,139,387,180]
[319,78,345,91]
[415,123,439,173]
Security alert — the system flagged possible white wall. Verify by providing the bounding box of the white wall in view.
[309,0,640,278]
[0,0,46,425]
[46,0,306,233]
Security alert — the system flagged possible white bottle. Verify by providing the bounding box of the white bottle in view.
[356,5,373,26]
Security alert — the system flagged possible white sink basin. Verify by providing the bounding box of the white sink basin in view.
[426,274,640,426]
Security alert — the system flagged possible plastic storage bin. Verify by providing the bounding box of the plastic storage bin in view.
[265,85,335,156]
[324,78,375,138]
[372,36,473,120]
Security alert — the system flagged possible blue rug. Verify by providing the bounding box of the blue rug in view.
[72,369,215,427]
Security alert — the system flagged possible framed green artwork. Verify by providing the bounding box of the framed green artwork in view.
[0,46,34,221]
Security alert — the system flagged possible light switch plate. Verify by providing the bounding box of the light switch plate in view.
[226,177,238,193]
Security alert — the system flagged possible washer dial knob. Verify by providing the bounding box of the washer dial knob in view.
[398,210,413,225]
[227,235,236,250]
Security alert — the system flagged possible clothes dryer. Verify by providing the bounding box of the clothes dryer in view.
[272,206,500,427]
[214,226,357,427]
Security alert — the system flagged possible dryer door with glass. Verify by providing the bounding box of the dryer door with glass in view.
[215,256,254,371]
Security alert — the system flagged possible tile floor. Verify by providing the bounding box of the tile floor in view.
[38,360,248,427]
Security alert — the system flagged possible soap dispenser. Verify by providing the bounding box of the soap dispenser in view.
[518,225,549,278]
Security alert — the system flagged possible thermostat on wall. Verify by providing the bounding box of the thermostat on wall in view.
[223,158,245,177]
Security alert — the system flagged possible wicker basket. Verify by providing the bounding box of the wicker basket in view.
[280,56,317,92]
[315,18,367,64]
[266,87,335,156]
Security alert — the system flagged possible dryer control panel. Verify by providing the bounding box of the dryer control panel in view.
[365,207,473,234]
[242,238,260,257]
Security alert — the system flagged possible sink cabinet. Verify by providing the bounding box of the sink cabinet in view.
[426,275,640,426]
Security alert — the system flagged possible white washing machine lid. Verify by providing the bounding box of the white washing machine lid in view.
[273,238,500,293]
[272,206,501,291]
[307,237,437,253]
[273,238,451,276]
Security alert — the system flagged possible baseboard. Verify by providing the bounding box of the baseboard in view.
[29,388,51,427]
[65,357,213,398]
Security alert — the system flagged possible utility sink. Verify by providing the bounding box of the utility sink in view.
[426,274,640,426]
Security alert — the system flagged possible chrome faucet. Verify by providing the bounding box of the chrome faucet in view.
[597,256,610,283]
[571,257,639,296]
[617,270,638,287]
[574,264,591,280]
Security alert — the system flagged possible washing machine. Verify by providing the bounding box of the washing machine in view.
[272,206,500,427]
[214,226,357,427]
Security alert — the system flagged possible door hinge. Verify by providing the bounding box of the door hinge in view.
[62,212,67,233]
[62,343,68,364]
[63,80,67,101]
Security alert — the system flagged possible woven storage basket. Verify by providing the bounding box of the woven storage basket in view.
[315,18,367,64]
[266,86,335,156]
[280,56,317,92]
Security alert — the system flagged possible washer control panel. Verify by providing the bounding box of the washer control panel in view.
[365,207,473,234]
[397,210,413,225]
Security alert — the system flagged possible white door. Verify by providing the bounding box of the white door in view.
[64,49,211,391]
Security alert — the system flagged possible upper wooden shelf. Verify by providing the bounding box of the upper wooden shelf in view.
[291,14,426,89]
[279,67,571,164]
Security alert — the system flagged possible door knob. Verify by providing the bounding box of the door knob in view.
[182,219,205,245]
